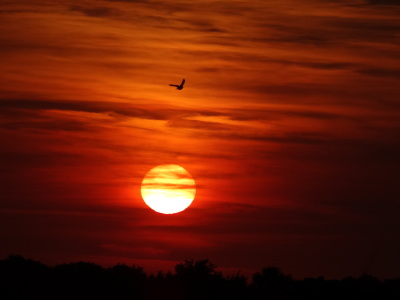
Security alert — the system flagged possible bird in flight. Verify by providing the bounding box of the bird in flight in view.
[169,78,185,90]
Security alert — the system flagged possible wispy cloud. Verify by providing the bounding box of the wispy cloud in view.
[69,5,120,18]
[367,0,400,5]
[356,67,400,79]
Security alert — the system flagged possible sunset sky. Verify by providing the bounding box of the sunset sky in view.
[1,0,399,279]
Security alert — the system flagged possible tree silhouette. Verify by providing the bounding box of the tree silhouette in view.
[222,272,248,300]
[51,261,108,299]
[173,259,225,300]
[107,264,147,299]
[1,255,399,300]
[251,266,294,300]
[0,255,50,299]
[175,259,221,279]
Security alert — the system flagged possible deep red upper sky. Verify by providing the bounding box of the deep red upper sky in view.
[0,0,399,279]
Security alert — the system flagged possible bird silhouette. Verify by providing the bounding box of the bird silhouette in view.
[169,79,185,90]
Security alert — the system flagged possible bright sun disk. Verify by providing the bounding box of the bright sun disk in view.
[140,164,196,214]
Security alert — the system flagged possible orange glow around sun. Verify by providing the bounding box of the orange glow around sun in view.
[141,165,196,214]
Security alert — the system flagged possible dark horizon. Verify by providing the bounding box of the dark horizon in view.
[1,255,399,300]
[1,254,398,282]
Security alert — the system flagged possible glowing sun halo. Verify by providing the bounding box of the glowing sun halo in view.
[141,165,196,214]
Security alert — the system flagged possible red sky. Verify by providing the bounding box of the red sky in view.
[1,0,399,279]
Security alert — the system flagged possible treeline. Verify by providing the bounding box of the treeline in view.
[1,255,399,299]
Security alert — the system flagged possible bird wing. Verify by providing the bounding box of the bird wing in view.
[169,84,179,87]
[180,79,185,87]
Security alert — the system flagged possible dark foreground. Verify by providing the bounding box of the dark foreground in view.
[1,255,399,300]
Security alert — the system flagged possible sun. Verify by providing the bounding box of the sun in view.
[141,164,196,214]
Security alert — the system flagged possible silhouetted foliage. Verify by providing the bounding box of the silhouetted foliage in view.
[251,266,295,299]
[0,255,399,300]
[0,255,50,299]
[51,261,108,299]
[107,263,147,299]
[173,259,225,300]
